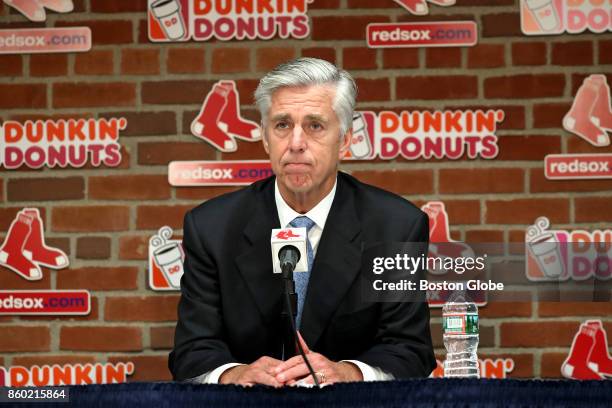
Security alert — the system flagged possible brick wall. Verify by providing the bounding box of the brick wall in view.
[1,0,611,381]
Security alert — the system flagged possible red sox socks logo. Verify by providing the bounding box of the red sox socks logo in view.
[393,0,455,15]
[2,0,73,22]
[563,74,612,147]
[0,208,68,281]
[562,320,612,380]
[422,201,474,267]
[191,80,261,152]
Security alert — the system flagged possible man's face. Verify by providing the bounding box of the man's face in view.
[263,85,351,199]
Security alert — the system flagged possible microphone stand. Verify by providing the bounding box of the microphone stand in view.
[280,262,320,387]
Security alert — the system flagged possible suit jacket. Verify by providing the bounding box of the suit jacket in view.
[169,171,436,381]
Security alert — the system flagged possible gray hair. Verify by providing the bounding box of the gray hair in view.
[254,57,357,137]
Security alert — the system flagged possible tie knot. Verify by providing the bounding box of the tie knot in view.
[290,216,315,231]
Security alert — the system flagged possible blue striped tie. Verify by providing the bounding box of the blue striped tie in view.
[290,216,315,328]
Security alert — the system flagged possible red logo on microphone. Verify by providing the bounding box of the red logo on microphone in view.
[275,230,300,240]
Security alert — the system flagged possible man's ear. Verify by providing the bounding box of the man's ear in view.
[338,129,352,159]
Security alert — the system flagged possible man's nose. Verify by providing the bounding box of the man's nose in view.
[288,126,307,151]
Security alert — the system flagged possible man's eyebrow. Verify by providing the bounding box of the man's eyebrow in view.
[270,113,291,122]
[304,114,328,122]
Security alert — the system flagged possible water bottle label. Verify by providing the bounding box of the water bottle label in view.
[443,313,479,335]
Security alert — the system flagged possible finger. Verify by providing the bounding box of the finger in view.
[273,354,305,374]
[276,363,311,383]
[251,370,283,387]
[296,331,310,354]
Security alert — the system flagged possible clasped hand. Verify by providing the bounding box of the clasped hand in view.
[219,332,362,386]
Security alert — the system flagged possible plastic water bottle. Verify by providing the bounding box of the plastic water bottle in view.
[443,290,480,378]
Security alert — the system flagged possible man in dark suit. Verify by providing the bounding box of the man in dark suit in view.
[170,58,435,386]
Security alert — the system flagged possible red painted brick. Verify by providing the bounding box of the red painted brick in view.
[121,48,160,75]
[89,175,170,200]
[141,80,214,104]
[575,197,612,223]
[56,20,132,45]
[538,302,612,317]
[12,355,96,367]
[533,103,571,128]
[355,78,390,101]
[442,200,481,225]
[137,205,193,229]
[0,84,46,109]
[0,326,49,351]
[76,237,111,259]
[30,54,67,77]
[397,76,477,100]
[482,13,522,37]
[211,48,250,74]
[530,168,612,193]
[512,42,547,66]
[90,0,145,12]
[552,41,593,66]
[312,16,389,40]
[382,49,419,69]
[105,296,180,322]
[52,206,130,232]
[75,50,114,75]
[60,326,142,351]
[600,39,612,64]
[346,0,395,7]
[119,235,149,260]
[138,142,215,165]
[426,48,461,68]
[53,83,136,108]
[484,74,565,99]
[101,111,176,137]
[301,47,336,63]
[0,55,22,76]
[439,168,524,194]
[496,135,561,161]
[7,177,84,201]
[108,355,171,381]
[0,207,46,231]
[486,199,569,224]
[256,47,296,72]
[467,44,505,68]
[150,326,175,350]
[351,169,433,195]
[541,353,565,378]
[501,322,579,347]
[220,140,268,160]
[343,47,377,70]
[175,186,240,200]
[479,302,532,318]
[167,48,205,74]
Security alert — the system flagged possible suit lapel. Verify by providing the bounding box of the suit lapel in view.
[234,179,283,324]
[300,174,362,348]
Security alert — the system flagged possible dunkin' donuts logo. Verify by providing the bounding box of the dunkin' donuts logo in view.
[393,0,455,16]
[521,0,612,35]
[345,109,502,161]
[431,358,514,378]
[0,118,126,169]
[149,226,184,291]
[0,363,134,386]
[526,217,612,281]
[148,0,312,42]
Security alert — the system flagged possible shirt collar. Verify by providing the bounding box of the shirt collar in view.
[275,177,337,230]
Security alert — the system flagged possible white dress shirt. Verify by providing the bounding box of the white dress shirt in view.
[190,178,393,384]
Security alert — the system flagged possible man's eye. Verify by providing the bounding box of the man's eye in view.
[275,122,289,129]
[309,122,323,130]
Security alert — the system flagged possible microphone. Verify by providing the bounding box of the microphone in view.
[270,228,320,387]
[279,245,300,274]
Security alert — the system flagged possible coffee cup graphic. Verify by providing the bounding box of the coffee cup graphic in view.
[525,0,560,32]
[150,226,184,289]
[350,113,373,159]
[151,0,186,40]
[527,217,565,279]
